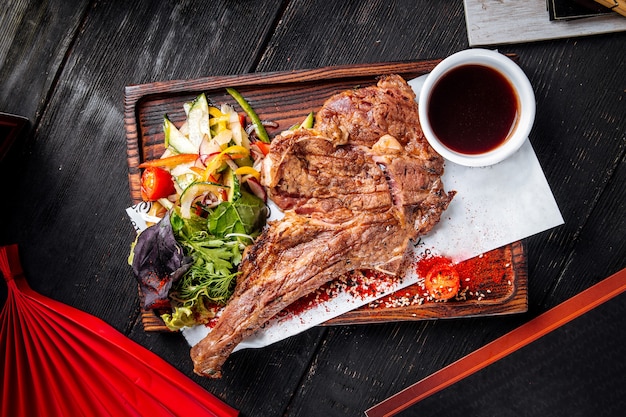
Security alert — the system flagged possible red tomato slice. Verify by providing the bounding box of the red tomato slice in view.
[425,263,460,300]
[140,167,176,201]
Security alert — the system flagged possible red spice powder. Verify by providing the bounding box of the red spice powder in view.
[455,250,507,286]
[278,269,401,318]
[415,255,454,278]
[202,249,516,326]
[369,248,515,309]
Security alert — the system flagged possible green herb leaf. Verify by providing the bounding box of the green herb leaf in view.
[208,190,266,238]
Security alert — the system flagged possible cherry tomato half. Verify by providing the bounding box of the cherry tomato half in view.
[425,263,460,300]
[140,166,176,201]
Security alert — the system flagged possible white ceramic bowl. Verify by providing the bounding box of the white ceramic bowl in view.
[417,49,536,167]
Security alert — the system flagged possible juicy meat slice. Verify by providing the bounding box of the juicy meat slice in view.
[190,210,411,377]
[262,129,393,221]
[190,74,455,378]
[263,128,453,235]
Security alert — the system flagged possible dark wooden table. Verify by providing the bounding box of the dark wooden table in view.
[1,1,625,416]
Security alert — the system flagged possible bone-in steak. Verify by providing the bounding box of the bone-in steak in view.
[190,75,455,377]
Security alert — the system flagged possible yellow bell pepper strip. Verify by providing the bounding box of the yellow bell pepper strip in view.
[202,145,250,182]
[226,87,270,143]
[208,106,224,118]
[190,166,220,183]
[208,106,230,133]
[189,166,204,176]
[138,153,198,168]
[234,166,261,180]
[220,145,249,160]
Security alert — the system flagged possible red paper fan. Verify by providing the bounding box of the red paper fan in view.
[0,244,238,417]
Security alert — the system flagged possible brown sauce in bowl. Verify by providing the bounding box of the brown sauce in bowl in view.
[427,64,519,155]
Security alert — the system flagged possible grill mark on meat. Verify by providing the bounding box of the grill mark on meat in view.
[376,161,400,209]
[190,74,455,377]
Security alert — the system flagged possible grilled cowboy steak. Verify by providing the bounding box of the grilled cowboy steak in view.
[190,75,454,377]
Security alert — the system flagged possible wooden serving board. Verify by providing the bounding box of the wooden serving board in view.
[124,59,527,332]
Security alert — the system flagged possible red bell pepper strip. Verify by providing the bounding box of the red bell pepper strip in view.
[253,141,271,157]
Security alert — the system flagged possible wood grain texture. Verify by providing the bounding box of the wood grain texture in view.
[325,241,527,325]
[2,0,626,416]
[512,38,626,312]
[0,0,89,122]
[258,0,468,71]
[125,60,526,332]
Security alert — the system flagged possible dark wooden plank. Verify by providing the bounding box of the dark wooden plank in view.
[0,0,89,122]
[257,0,467,71]
[543,149,626,306]
[0,0,89,324]
[0,1,295,415]
[512,36,626,309]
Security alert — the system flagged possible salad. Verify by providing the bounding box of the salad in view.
[129,89,311,331]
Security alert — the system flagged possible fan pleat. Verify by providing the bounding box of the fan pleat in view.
[16,296,82,416]
[1,244,238,417]
[28,301,167,416]
[21,301,127,416]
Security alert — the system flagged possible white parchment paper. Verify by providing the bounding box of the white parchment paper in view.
[422,138,564,262]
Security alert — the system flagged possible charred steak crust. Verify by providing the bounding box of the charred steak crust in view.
[190,74,455,377]
[316,74,426,150]
[263,130,393,220]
